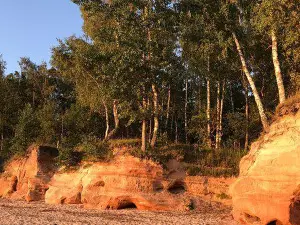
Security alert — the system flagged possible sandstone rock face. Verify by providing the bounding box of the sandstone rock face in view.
[0,145,234,212]
[186,176,235,205]
[230,109,300,225]
[45,172,83,204]
[0,145,58,201]
[0,175,17,197]
[46,156,189,211]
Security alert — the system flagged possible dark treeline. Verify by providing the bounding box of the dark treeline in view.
[0,0,299,167]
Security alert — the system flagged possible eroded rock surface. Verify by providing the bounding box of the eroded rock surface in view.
[230,108,300,225]
[186,176,234,205]
[0,145,58,201]
[0,145,234,212]
[46,156,190,211]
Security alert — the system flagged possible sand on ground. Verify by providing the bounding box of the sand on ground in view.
[0,198,239,225]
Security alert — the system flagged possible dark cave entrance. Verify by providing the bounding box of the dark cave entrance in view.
[267,220,283,225]
[168,181,186,194]
[116,200,138,210]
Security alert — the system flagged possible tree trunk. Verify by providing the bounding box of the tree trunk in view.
[218,80,226,149]
[107,100,120,139]
[198,76,202,113]
[141,94,147,152]
[103,101,109,140]
[242,74,249,150]
[233,32,269,132]
[141,120,147,151]
[229,82,234,112]
[165,85,171,131]
[58,116,64,149]
[198,77,202,143]
[175,116,178,144]
[184,79,188,143]
[149,118,152,144]
[170,113,174,138]
[0,132,3,152]
[206,56,211,148]
[32,91,35,106]
[216,81,221,149]
[151,84,159,148]
[206,78,211,148]
[271,29,286,104]
[147,98,152,143]
[245,89,249,150]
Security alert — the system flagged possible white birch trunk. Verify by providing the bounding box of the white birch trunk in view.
[233,32,269,132]
[271,29,286,103]
[151,84,159,147]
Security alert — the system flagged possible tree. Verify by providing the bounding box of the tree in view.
[0,56,6,153]
[52,37,115,140]
[251,0,289,103]
[10,104,40,155]
[69,0,180,148]
[0,55,5,77]
[232,32,269,132]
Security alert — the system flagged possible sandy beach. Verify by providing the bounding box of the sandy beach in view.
[0,198,238,225]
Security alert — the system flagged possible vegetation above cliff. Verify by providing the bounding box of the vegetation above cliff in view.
[0,0,299,174]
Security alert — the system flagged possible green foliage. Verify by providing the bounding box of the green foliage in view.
[10,104,40,155]
[57,147,83,168]
[216,192,231,200]
[78,136,111,161]
[60,104,91,148]
[187,111,209,145]
[224,112,247,141]
[0,55,6,76]
[109,138,141,148]
[275,92,300,117]
[36,102,57,145]
[0,0,299,172]
[129,143,246,177]
[183,147,246,177]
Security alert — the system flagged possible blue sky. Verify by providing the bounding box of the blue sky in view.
[0,0,83,73]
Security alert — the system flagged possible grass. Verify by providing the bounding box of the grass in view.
[11,138,245,177]
[109,138,141,148]
[275,92,300,118]
[180,146,245,177]
[129,143,246,177]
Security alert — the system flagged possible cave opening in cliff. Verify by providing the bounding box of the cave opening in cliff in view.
[116,200,137,210]
[168,181,186,194]
[289,194,300,225]
[267,220,283,225]
[12,178,17,192]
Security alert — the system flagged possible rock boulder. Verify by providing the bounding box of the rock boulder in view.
[0,145,58,201]
[230,105,300,225]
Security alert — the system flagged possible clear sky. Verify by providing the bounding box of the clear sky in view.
[0,0,83,73]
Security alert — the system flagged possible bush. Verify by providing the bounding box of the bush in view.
[183,147,246,177]
[129,143,246,177]
[129,144,191,168]
[109,138,141,148]
[216,192,231,200]
[78,136,111,161]
[58,147,84,168]
[10,104,40,156]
